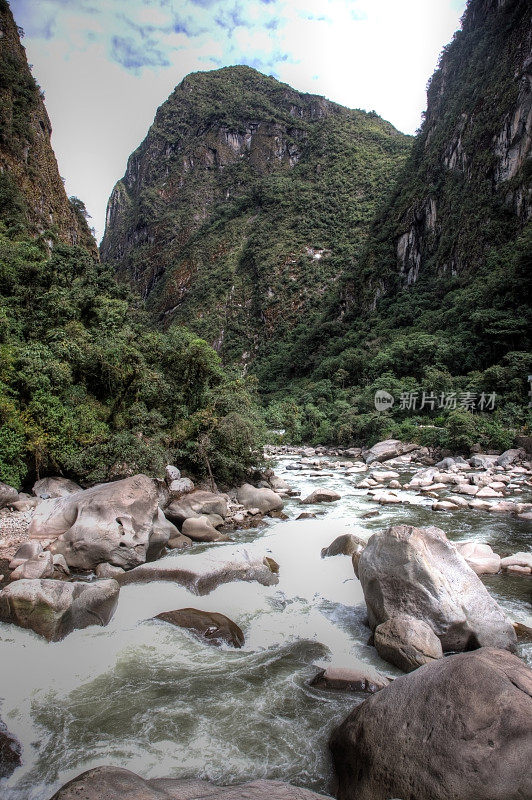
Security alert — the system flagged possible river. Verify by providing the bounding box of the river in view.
[1,453,531,799]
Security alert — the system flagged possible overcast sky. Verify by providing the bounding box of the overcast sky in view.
[11,0,467,242]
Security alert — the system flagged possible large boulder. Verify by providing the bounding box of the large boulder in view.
[364,439,420,465]
[156,608,244,648]
[28,475,177,570]
[0,718,21,778]
[357,525,516,652]
[165,489,228,525]
[310,666,389,693]
[301,489,341,504]
[32,477,81,499]
[0,481,18,509]
[374,614,443,672]
[455,541,501,575]
[181,516,229,542]
[118,551,279,594]
[330,648,532,800]
[0,578,119,641]
[236,483,284,514]
[9,550,54,581]
[496,448,524,467]
[49,767,334,799]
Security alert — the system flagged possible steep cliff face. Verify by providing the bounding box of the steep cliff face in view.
[361,0,530,293]
[0,0,96,254]
[101,66,411,365]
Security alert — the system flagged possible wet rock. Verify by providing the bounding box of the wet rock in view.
[501,552,532,574]
[9,550,54,581]
[357,525,516,652]
[49,767,335,799]
[377,493,401,505]
[330,648,532,800]
[310,666,389,693]
[156,608,244,648]
[117,551,279,594]
[0,579,119,641]
[361,510,380,519]
[0,482,19,509]
[321,534,366,558]
[182,517,229,542]
[431,500,458,511]
[167,533,193,550]
[236,483,284,514]
[364,440,420,465]
[301,489,341,504]
[0,718,21,778]
[456,541,501,575]
[29,475,176,570]
[468,498,492,510]
[32,477,81,499]
[489,500,518,514]
[374,614,443,672]
[296,512,317,520]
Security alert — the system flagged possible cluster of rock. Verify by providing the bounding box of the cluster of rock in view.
[0,466,286,644]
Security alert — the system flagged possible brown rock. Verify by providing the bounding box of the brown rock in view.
[156,607,244,648]
[374,614,443,672]
[310,666,389,693]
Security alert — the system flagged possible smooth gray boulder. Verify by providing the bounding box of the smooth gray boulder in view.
[29,475,177,570]
[0,579,119,641]
[374,614,443,672]
[181,516,229,542]
[496,448,523,467]
[0,481,18,509]
[49,767,334,799]
[330,648,532,800]
[321,534,366,558]
[32,477,81,499]
[117,551,279,594]
[165,490,228,525]
[364,439,420,465]
[357,525,516,652]
[156,608,244,648]
[236,483,284,514]
[301,489,341,504]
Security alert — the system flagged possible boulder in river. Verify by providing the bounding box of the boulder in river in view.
[118,550,279,594]
[0,718,21,778]
[363,439,420,465]
[374,614,443,672]
[301,489,341,504]
[310,666,390,693]
[181,516,229,542]
[29,474,176,570]
[165,489,229,524]
[455,541,501,575]
[156,608,244,648]
[236,483,284,514]
[330,648,532,800]
[501,552,532,574]
[321,534,366,558]
[49,767,335,799]
[0,578,119,641]
[496,448,524,467]
[357,524,516,652]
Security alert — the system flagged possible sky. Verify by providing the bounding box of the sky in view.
[10,0,467,243]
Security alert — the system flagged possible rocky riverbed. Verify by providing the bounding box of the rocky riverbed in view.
[0,440,531,799]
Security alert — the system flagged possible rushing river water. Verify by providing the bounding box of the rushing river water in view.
[1,454,531,799]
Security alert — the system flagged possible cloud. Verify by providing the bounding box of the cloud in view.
[10,0,467,242]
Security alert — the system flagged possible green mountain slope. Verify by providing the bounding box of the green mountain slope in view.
[100,66,411,368]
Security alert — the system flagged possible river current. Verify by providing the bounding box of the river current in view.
[1,454,531,799]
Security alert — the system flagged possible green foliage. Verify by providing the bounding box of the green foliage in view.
[0,228,264,488]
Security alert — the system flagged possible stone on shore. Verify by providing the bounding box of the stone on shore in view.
[374,614,443,672]
[236,483,284,514]
[301,489,341,504]
[330,648,532,800]
[32,477,81,499]
[357,525,516,652]
[0,482,19,509]
[156,608,244,648]
[49,767,335,799]
[29,475,176,570]
[0,579,119,641]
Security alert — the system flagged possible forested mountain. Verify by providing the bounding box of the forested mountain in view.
[0,2,264,490]
[100,67,411,367]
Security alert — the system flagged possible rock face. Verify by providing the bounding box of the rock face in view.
[49,766,334,799]
[0,578,119,641]
[156,608,244,648]
[374,614,443,673]
[0,3,97,254]
[330,648,532,800]
[100,66,410,370]
[0,718,21,778]
[357,525,516,652]
[236,484,284,514]
[28,475,176,570]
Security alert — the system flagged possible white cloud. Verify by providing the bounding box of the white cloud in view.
[10,0,467,242]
